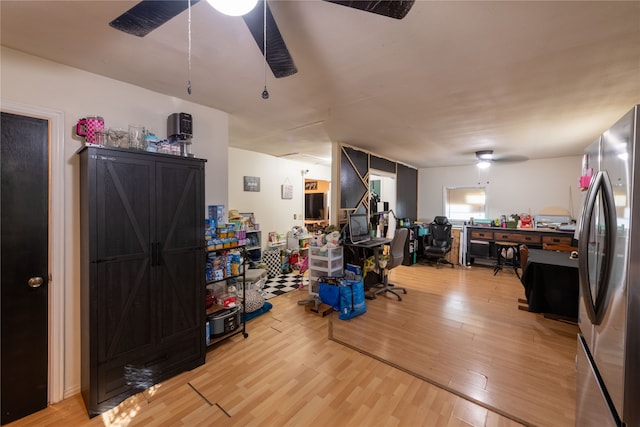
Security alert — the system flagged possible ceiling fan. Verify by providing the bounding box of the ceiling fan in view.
[475,150,529,168]
[109,0,415,79]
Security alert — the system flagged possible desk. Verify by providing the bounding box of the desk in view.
[465,226,575,267]
[520,249,579,320]
[343,239,391,293]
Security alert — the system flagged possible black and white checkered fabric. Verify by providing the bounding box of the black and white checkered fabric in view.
[263,249,282,278]
[262,273,308,300]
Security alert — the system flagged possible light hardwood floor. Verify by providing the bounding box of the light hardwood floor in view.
[8,264,576,427]
[331,264,578,427]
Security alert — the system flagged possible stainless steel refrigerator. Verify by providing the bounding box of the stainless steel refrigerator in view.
[576,105,640,426]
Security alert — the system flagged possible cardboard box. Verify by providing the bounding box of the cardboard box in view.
[208,205,225,223]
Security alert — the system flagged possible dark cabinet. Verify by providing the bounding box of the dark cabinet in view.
[79,147,206,416]
[401,225,420,265]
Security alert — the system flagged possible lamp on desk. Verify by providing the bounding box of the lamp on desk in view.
[371,209,399,237]
[372,209,397,220]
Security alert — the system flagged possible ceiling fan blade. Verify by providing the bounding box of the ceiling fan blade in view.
[496,155,529,163]
[243,0,298,79]
[109,0,201,37]
[322,0,415,20]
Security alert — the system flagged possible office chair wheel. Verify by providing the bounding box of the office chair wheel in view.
[392,286,407,294]
[385,286,407,301]
[388,290,402,301]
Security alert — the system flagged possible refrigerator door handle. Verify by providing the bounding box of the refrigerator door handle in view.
[578,170,617,325]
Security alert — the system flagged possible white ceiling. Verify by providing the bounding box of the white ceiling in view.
[2,1,639,168]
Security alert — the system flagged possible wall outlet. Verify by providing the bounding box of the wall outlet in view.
[293,214,297,220]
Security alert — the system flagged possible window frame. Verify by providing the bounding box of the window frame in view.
[443,186,488,225]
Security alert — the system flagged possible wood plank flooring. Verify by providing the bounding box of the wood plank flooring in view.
[7,264,576,427]
[330,264,578,427]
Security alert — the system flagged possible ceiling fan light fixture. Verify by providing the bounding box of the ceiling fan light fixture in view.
[476,150,494,161]
[207,0,258,16]
[476,160,491,169]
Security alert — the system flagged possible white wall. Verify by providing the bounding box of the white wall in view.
[418,156,584,223]
[228,148,331,243]
[1,47,228,399]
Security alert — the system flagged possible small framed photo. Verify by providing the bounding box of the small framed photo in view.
[243,176,260,192]
[281,184,293,199]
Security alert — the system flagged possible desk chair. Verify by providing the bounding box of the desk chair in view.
[424,216,455,268]
[518,245,529,310]
[519,245,528,270]
[372,228,408,301]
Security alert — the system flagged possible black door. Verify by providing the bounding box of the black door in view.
[1,112,49,424]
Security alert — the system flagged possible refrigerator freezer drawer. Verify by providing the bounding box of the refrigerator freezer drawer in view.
[576,335,620,427]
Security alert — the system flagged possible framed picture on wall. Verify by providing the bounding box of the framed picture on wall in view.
[244,176,260,192]
[281,184,293,199]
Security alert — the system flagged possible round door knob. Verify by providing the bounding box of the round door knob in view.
[28,277,44,288]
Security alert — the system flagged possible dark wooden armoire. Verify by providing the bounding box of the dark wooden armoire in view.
[78,146,206,416]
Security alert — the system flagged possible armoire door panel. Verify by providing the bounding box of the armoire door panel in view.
[158,250,203,340]
[96,260,154,362]
[95,156,154,260]
[99,331,202,404]
[98,360,130,404]
[97,344,179,405]
[97,351,150,404]
[154,330,203,375]
[155,162,202,250]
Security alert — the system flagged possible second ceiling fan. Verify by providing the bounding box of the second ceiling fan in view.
[109,0,415,79]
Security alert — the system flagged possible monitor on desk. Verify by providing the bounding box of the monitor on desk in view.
[348,213,371,243]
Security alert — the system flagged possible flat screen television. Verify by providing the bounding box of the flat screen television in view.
[305,193,325,220]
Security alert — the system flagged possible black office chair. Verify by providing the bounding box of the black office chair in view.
[372,228,409,301]
[424,216,455,268]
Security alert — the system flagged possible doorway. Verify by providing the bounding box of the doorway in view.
[0,102,65,424]
[370,171,396,238]
[304,178,330,233]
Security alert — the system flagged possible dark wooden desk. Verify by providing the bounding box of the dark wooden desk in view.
[465,226,575,266]
[343,239,391,267]
[520,249,579,320]
[343,239,391,295]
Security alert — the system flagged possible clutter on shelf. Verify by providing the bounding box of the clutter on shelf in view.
[76,112,195,157]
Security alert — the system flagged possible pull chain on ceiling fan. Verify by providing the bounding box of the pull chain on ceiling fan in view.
[261,0,269,100]
[187,0,192,94]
